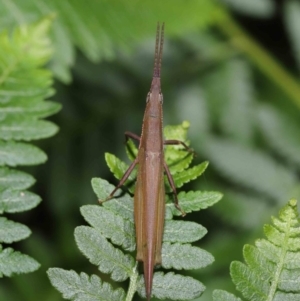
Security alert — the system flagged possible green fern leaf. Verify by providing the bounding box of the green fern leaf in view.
[218,58,255,143]
[164,122,191,143]
[0,98,61,119]
[125,122,194,174]
[229,199,300,301]
[106,124,207,196]
[0,19,53,87]
[91,177,118,201]
[164,121,192,162]
[125,138,138,161]
[172,161,209,188]
[0,217,30,243]
[0,1,218,82]
[0,247,40,277]
[74,226,134,282]
[219,0,275,17]
[91,178,134,222]
[163,220,207,243]
[0,167,35,190]
[213,289,243,301]
[0,118,58,140]
[162,242,214,270]
[231,261,269,300]
[168,152,194,175]
[0,189,41,213]
[258,104,300,168]
[80,205,135,252]
[0,16,60,279]
[168,190,222,216]
[273,292,300,300]
[47,268,126,301]
[203,136,297,201]
[243,244,275,280]
[105,152,136,185]
[0,141,47,166]
[137,272,205,300]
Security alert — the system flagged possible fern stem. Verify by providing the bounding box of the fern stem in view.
[126,261,139,301]
[216,10,300,110]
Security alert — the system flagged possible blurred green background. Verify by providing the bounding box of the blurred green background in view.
[1,0,300,300]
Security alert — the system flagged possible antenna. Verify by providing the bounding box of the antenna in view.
[153,22,164,78]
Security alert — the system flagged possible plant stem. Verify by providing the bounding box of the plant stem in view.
[216,10,300,109]
[126,262,139,301]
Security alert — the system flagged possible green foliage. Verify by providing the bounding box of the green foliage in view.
[213,290,242,301]
[0,0,218,83]
[75,225,134,282]
[284,0,300,72]
[47,269,126,301]
[0,141,47,166]
[213,199,300,301]
[0,247,39,277]
[219,0,275,17]
[0,1,298,300]
[105,152,137,190]
[47,124,221,300]
[137,272,205,300]
[0,189,41,213]
[203,136,297,202]
[0,17,60,277]
[257,104,300,168]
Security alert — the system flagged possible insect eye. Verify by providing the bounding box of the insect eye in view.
[159,93,163,104]
[146,92,151,103]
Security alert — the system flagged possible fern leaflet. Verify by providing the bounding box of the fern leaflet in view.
[0,17,61,276]
[213,199,300,301]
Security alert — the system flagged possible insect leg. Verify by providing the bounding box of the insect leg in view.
[163,160,186,216]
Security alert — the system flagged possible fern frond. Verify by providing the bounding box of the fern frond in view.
[203,136,297,202]
[0,1,219,82]
[215,199,300,301]
[0,17,60,276]
[48,123,220,300]
[106,123,209,195]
